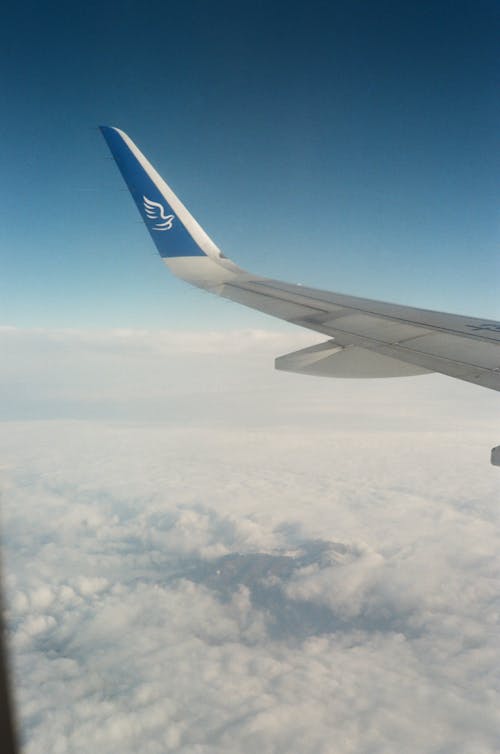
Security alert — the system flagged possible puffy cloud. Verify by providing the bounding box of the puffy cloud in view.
[0,327,499,753]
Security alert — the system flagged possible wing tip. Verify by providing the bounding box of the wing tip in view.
[99,125,128,141]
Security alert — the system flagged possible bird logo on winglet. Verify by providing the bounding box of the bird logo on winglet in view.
[143,196,174,231]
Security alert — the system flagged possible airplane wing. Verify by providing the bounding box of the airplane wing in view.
[100,126,500,463]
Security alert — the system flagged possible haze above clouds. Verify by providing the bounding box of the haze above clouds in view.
[1,327,499,753]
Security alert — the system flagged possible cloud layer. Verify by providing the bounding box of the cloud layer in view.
[1,327,499,753]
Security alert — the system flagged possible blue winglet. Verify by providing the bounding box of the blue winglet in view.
[100,126,206,258]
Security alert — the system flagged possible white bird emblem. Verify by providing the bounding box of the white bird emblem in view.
[143,196,174,231]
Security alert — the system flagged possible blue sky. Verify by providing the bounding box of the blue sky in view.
[1,0,498,328]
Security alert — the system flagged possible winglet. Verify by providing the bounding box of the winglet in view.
[100,126,221,259]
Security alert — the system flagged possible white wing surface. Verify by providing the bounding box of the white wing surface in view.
[100,126,500,462]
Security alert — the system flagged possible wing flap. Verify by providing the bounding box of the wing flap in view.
[402,333,500,370]
[323,326,500,390]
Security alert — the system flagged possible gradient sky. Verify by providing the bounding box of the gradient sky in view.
[0,0,498,328]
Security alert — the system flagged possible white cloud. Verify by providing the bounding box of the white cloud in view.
[0,327,499,753]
